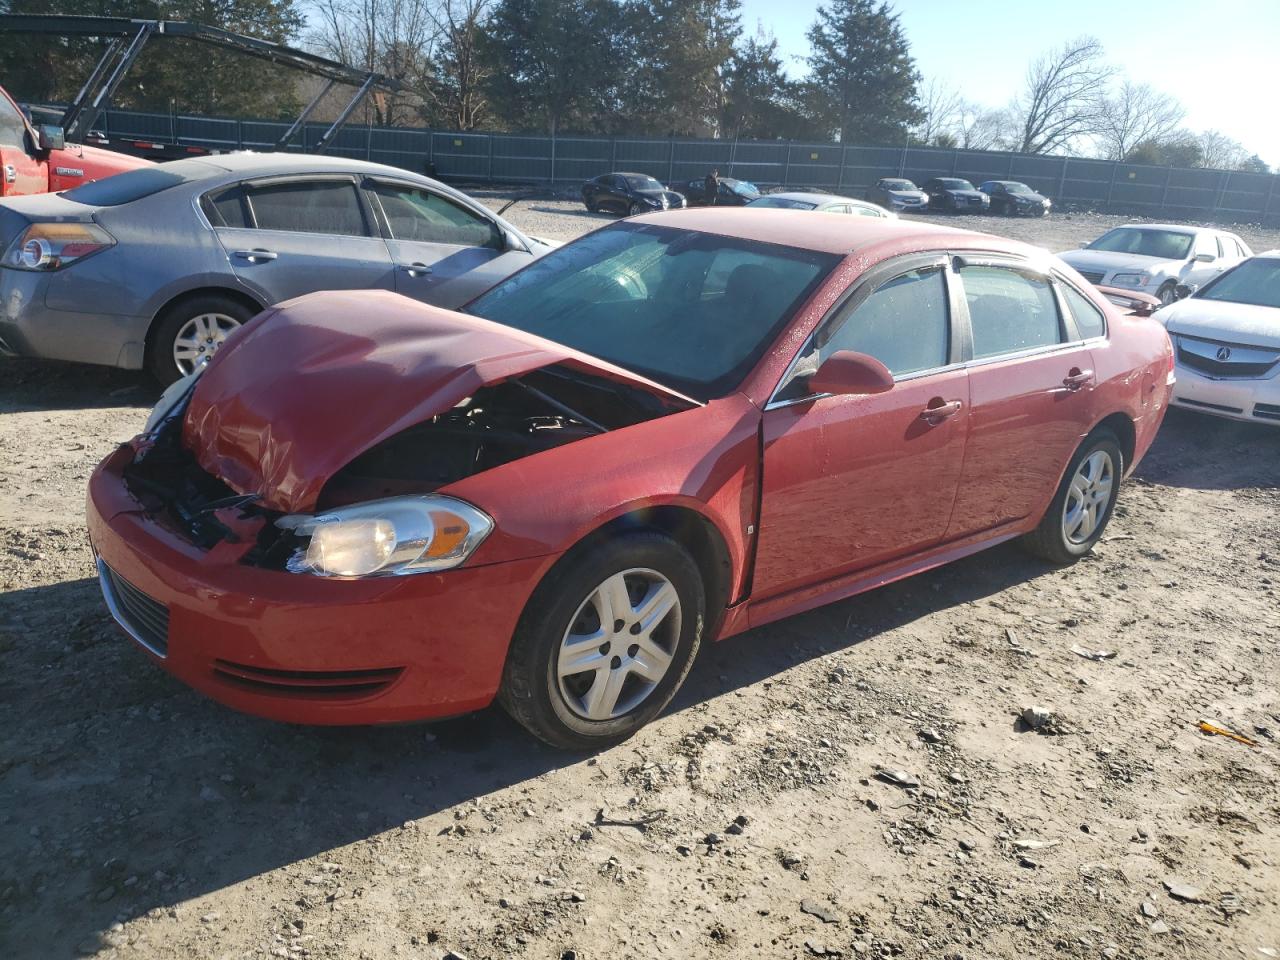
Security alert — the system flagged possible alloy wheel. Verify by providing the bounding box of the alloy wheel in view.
[172,312,241,376]
[556,568,681,721]
[1062,450,1114,544]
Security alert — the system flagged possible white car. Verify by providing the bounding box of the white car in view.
[1158,251,1280,426]
[1059,224,1252,306]
[746,192,896,218]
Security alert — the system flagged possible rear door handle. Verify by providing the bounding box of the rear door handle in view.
[919,399,963,421]
[234,248,277,262]
[400,262,432,278]
[1062,369,1094,390]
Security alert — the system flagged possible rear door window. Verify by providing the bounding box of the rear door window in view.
[961,264,1064,359]
[245,180,369,237]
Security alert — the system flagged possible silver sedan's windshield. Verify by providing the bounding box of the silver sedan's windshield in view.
[466,223,838,400]
[1088,228,1193,259]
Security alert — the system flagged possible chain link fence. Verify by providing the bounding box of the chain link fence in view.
[76,106,1280,227]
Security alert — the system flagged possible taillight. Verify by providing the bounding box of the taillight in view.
[4,222,115,271]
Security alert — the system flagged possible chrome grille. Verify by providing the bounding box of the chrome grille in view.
[98,559,169,657]
[1176,336,1280,379]
[1077,270,1106,285]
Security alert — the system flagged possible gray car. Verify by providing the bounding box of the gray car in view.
[0,153,556,383]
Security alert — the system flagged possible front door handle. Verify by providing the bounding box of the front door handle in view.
[920,399,963,421]
[1062,368,1094,390]
[234,248,277,262]
[400,262,432,278]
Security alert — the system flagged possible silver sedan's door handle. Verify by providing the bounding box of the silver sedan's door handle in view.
[399,262,432,278]
[234,249,278,262]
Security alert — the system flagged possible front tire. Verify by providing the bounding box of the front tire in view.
[1157,281,1178,306]
[628,201,643,217]
[1021,431,1123,565]
[499,531,705,751]
[147,293,256,386]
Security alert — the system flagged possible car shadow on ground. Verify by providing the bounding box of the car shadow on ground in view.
[1135,407,1280,490]
[525,204,619,222]
[0,358,160,414]
[2,539,1053,956]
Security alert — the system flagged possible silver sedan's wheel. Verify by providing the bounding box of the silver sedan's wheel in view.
[1158,283,1177,306]
[172,312,241,376]
[556,568,681,721]
[1062,450,1114,544]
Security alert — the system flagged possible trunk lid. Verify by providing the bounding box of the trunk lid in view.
[183,290,696,512]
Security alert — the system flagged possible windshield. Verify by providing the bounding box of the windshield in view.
[1087,227,1193,260]
[749,196,818,210]
[1196,258,1280,309]
[624,175,664,191]
[883,180,916,191]
[940,179,975,190]
[725,179,761,197]
[466,223,838,400]
[58,159,220,206]
[1005,182,1034,195]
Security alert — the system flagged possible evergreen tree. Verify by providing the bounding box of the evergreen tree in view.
[720,33,821,139]
[482,0,627,134]
[632,0,741,136]
[803,0,921,144]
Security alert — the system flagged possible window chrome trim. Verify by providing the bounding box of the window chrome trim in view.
[764,252,954,409]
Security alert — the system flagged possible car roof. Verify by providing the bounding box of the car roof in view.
[149,152,430,184]
[1114,223,1220,235]
[765,191,861,204]
[633,207,1027,257]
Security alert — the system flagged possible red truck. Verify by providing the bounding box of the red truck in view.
[1,85,149,197]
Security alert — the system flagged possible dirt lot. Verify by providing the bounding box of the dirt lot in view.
[2,204,1279,960]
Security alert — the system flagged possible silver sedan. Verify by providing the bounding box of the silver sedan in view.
[0,153,556,383]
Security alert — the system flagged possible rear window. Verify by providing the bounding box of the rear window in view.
[59,160,220,206]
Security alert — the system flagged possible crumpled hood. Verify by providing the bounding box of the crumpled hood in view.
[1160,298,1280,348]
[183,290,693,513]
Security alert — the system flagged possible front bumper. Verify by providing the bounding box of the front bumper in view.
[0,266,149,368]
[1170,365,1280,426]
[87,445,551,724]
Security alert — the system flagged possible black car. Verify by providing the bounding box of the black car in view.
[921,177,991,214]
[679,177,761,207]
[978,180,1052,217]
[582,172,687,216]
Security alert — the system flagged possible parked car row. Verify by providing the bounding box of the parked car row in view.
[581,171,1055,220]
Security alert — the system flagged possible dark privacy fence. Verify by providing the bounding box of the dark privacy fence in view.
[82,106,1280,227]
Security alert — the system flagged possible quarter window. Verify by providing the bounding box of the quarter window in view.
[246,180,369,237]
[961,265,1063,359]
[371,182,501,248]
[1061,284,1107,340]
[201,185,251,229]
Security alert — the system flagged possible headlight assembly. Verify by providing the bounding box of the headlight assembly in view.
[277,496,493,578]
[1110,272,1149,287]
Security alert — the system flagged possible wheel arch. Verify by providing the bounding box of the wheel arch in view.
[144,286,268,361]
[1091,411,1136,474]
[535,503,735,638]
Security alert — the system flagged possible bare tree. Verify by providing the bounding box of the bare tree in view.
[1196,129,1249,170]
[427,0,493,130]
[913,77,964,145]
[956,103,1013,151]
[1095,81,1185,160]
[307,0,440,126]
[1011,36,1115,154]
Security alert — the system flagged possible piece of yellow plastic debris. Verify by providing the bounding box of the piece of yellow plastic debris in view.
[1197,721,1258,747]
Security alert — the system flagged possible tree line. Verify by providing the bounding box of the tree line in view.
[0,0,1269,173]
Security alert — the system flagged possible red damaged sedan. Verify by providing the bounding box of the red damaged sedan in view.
[88,211,1173,749]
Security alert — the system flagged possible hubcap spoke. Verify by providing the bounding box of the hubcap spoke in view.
[557,567,683,722]
[173,312,241,374]
[1062,449,1115,544]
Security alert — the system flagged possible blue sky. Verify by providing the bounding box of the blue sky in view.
[738,0,1280,167]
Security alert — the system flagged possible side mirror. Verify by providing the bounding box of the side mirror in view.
[1078,241,1089,248]
[807,350,894,397]
[1174,283,1196,300]
[1193,252,1215,263]
[37,124,65,152]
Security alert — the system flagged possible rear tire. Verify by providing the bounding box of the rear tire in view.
[1021,430,1123,565]
[498,531,705,751]
[147,293,256,386]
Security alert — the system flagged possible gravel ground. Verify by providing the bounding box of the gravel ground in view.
[2,199,1279,960]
